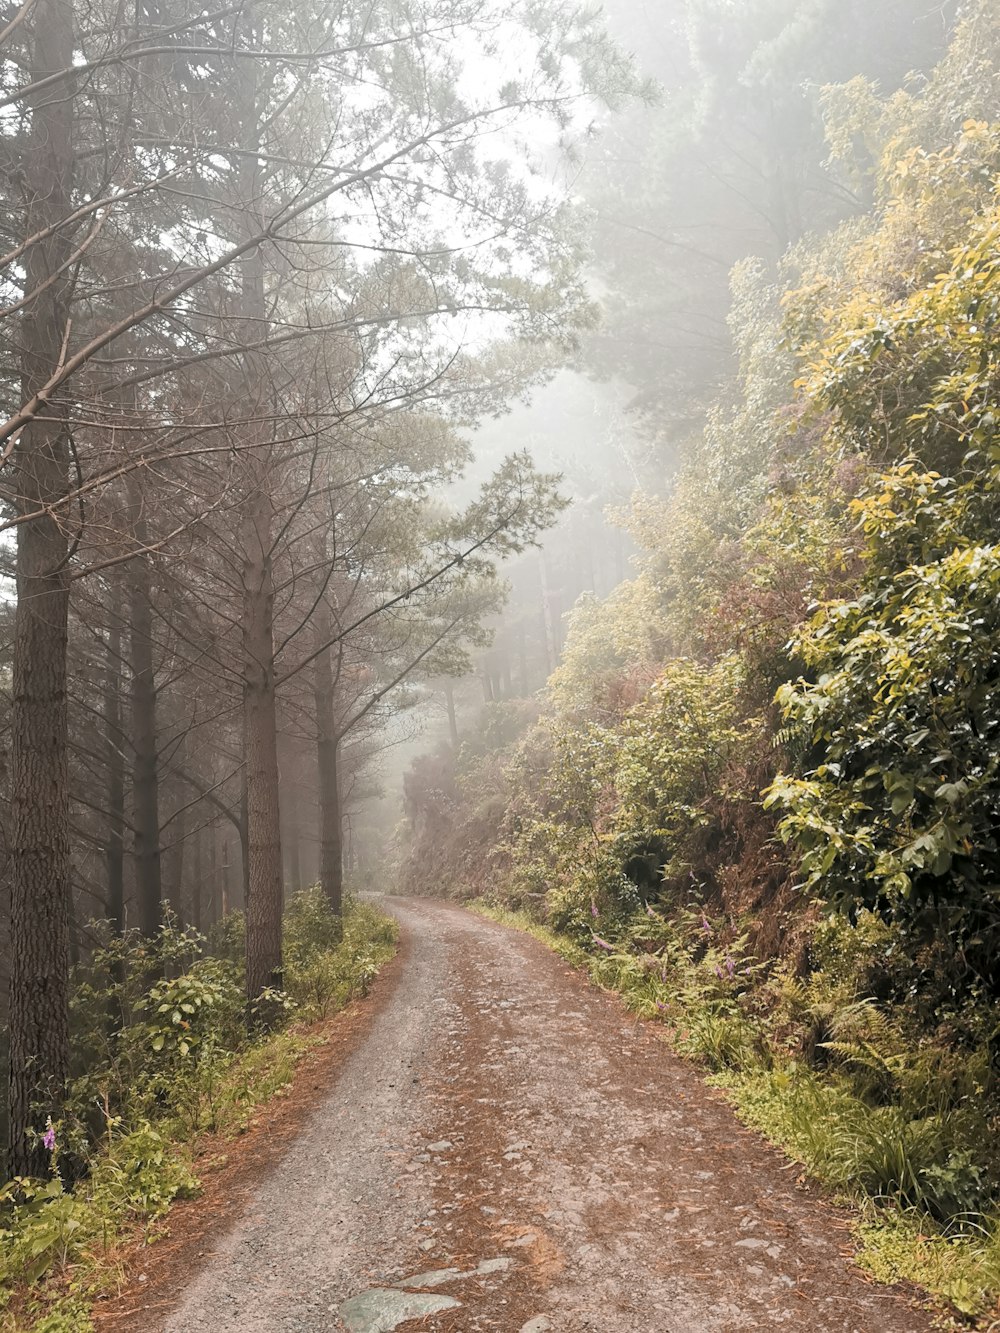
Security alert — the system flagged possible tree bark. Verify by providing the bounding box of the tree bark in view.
[279,729,302,894]
[284,793,302,894]
[162,733,188,922]
[242,488,284,999]
[221,837,232,919]
[239,763,250,909]
[501,650,512,699]
[163,798,186,926]
[191,827,203,933]
[7,0,76,1177]
[288,828,302,895]
[517,621,528,696]
[236,25,284,1005]
[313,597,343,918]
[104,618,126,935]
[206,825,218,926]
[444,679,459,749]
[130,554,162,937]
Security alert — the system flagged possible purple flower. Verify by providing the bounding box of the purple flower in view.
[700,915,712,934]
[655,1001,670,1013]
[646,903,656,918]
[714,964,724,979]
[593,936,614,952]
[590,902,599,918]
[725,956,736,979]
[43,1122,56,1152]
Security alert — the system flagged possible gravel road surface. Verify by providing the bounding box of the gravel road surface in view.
[161,898,934,1333]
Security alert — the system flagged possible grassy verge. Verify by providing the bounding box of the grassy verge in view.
[713,1067,1000,1320]
[472,898,1000,1325]
[1,896,398,1333]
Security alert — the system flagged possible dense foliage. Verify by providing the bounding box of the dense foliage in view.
[398,4,1000,1317]
[0,894,397,1333]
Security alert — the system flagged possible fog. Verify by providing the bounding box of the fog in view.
[0,0,979,1178]
[358,0,962,870]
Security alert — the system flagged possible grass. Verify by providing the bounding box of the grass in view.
[0,897,399,1333]
[470,900,588,966]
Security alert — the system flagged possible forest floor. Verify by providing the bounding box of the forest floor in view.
[99,899,940,1333]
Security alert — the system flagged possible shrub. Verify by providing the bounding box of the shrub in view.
[88,1122,198,1221]
[0,893,398,1322]
[284,893,398,1018]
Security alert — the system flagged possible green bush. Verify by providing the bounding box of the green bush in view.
[283,887,344,965]
[22,1297,93,1333]
[88,1122,198,1221]
[0,1178,94,1286]
[0,892,398,1324]
[283,890,397,1018]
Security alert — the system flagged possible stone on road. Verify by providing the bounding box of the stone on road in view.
[160,898,935,1332]
[338,1288,461,1332]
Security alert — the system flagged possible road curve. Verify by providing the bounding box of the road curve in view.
[162,897,934,1333]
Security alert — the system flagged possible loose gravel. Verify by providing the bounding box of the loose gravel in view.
[159,898,937,1333]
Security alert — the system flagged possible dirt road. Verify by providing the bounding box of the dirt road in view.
[161,899,933,1333]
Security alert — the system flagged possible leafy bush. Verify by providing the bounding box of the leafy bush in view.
[27,1298,94,1333]
[283,891,397,1018]
[283,887,340,958]
[88,1122,198,1221]
[403,55,1000,1328]
[0,893,398,1323]
[67,914,212,1132]
[767,168,1000,987]
[0,1178,94,1286]
[141,959,244,1060]
[768,471,1000,985]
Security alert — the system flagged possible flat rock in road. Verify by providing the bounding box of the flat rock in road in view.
[161,899,935,1333]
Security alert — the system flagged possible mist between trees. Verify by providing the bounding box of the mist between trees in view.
[395,1,1000,1312]
[0,0,648,1178]
[3,0,1000,1306]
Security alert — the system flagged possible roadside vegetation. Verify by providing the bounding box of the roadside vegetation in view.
[475,901,1000,1320]
[399,7,1000,1323]
[0,893,397,1333]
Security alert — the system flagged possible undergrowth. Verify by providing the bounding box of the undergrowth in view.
[473,897,1000,1324]
[0,892,397,1333]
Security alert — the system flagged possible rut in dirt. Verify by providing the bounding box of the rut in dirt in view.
[157,898,934,1333]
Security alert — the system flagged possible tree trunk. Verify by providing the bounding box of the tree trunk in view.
[288,829,302,895]
[236,32,283,1004]
[239,764,250,909]
[68,911,81,968]
[539,551,556,678]
[104,620,126,934]
[285,797,302,895]
[222,837,232,919]
[7,0,76,1177]
[162,733,187,922]
[279,730,302,894]
[191,827,203,933]
[318,733,343,918]
[163,798,186,926]
[444,679,459,749]
[313,598,343,918]
[207,826,218,925]
[501,651,512,699]
[242,489,284,1000]
[130,555,162,937]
